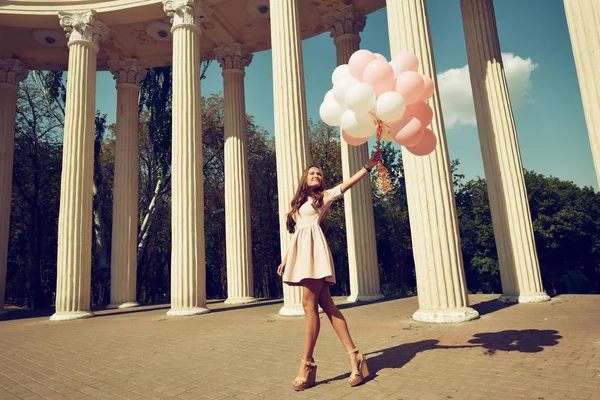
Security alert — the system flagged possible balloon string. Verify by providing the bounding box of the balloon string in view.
[371,112,393,193]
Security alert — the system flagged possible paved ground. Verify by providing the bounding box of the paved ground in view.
[0,294,599,400]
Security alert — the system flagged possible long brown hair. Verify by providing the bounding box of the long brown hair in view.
[286,166,326,234]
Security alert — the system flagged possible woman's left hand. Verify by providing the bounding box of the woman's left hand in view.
[367,150,382,170]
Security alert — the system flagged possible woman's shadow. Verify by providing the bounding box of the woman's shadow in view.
[318,329,562,384]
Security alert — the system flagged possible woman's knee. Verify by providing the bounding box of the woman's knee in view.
[317,297,336,315]
[302,297,319,314]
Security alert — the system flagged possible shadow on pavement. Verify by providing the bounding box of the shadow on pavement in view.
[318,329,562,385]
[0,299,285,321]
[470,297,516,316]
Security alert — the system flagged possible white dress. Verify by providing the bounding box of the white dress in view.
[282,185,344,286]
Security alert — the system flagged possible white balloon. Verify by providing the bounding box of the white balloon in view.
[324,89,335,104]
[332,64,352,85]
[341,109,376,139]
[376,91,407,123]
[319,101,344,126]
[324,89,348,113]
[389,60,404,78]
[332,77,358,105]
[345,82,376,114]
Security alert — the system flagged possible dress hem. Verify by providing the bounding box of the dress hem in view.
[284,275,336,286]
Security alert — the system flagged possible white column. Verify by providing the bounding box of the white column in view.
[163,0,211,316]
[386,0,479,323]
[107,59,146,309]
[0,59,28,315]
[461,0,549,303]
[563,0,600,190]
[52,11,109,321]
[214,44,256,305]
[270,0,310,316]
[322,5,383,302]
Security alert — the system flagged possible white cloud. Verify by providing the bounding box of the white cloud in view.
[437,53,538,129]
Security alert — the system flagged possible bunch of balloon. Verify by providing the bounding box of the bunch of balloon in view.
[319,49,437,192]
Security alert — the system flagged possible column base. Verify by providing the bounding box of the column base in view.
[50,311,95,321]
[413,307,480,324]
[167,307,210,316]
[224,297,257,305]
[499,293,550,303]
[106,302,140,309]
[279,304,304,316]
[347,293,385,303]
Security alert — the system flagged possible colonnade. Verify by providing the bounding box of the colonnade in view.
[2,0,597,319]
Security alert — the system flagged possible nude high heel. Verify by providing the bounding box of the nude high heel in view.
[292,358,317,391]
[347,348,369,387]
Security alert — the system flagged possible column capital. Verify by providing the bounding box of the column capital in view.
[58,10,110,47]
[163,0,212,31]
[214,43,253,71]
[321,4,366,39]
[0,59,29,87]
[108,58,147,87]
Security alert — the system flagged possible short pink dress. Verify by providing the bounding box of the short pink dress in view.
[283,185,344,286]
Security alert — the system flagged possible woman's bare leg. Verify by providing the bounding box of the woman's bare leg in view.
[318,285,360,374]
[295,278,325,382]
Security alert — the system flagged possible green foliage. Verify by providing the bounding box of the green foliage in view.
[139,67,172,178]
[455,169,600,295]
[135,67,174,304]
[246,121,280,298]
[455,178,501,293]
[525,171,600,294]
[371,143,415,297]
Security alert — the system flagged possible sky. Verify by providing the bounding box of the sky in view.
[95,0,597,190]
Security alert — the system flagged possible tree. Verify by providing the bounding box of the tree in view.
[9,77,63,308]
[525,171,600,294]
[246,118,280,298]
[371,142,415,296]
[91,113,114,305]
[455,178,500,293]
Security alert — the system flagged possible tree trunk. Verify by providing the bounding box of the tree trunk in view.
[92,182,110,305]
[137,175,167,266]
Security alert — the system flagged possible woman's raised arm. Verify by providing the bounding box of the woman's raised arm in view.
[340,150,382,193]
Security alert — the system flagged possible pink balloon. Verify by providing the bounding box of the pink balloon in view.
[348,50,376,81]
[420,75,435,101]
[388,101,434,145]
[342,130,369,146]
[363,60,394,87]
[392,50,419,72]
[394,118,423,146]
[374,53,387,62]
[388,118,405,135]
[394,119,425,147]
[406,128,437,156]
[395,71,425,105]
[391,106,413,130]
[410,101,434,127]
[373,79,396,97]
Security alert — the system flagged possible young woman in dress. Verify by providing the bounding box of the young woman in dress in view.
[277,149,382,391]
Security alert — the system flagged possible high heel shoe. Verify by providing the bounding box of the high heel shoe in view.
[292,358,317,391]
[347,348,369,387]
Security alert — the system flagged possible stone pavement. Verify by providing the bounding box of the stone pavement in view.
[0,294,599,400]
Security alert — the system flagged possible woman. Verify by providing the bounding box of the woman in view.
[277,149,382,391]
